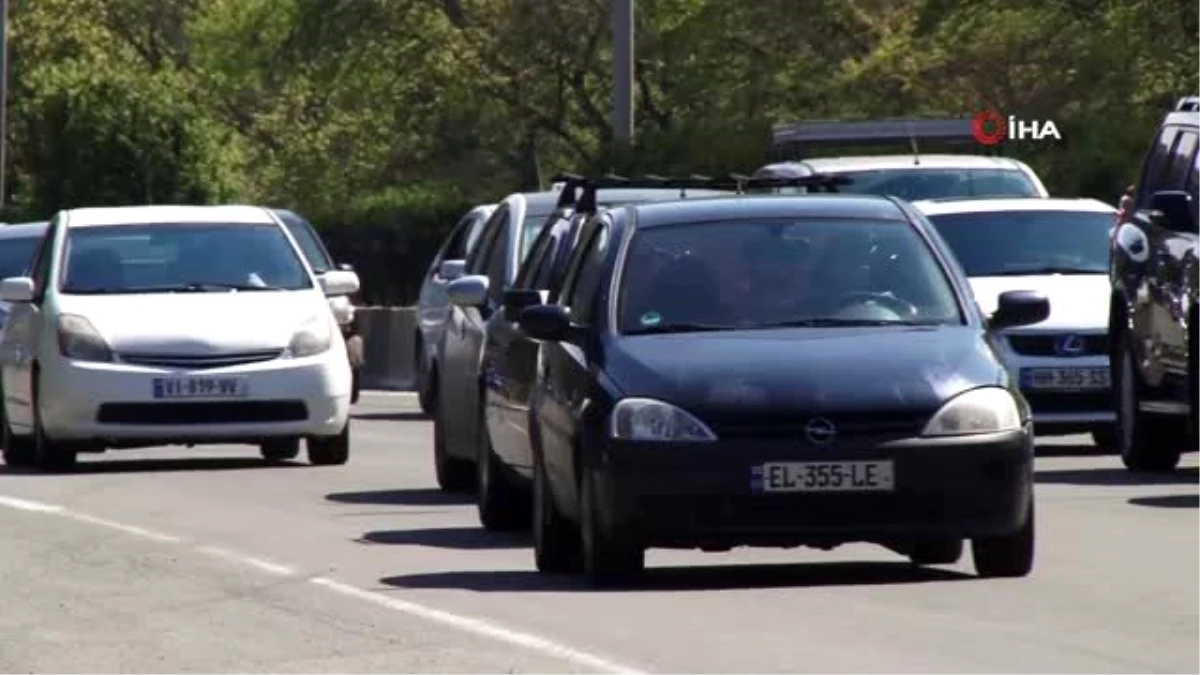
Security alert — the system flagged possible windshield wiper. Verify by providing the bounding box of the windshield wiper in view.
[985,266,1103,276]
[756,318,951,328]
[131,282,280,293]
[625,322,735,335]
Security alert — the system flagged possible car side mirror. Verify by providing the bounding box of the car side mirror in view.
[517,304,575,341]
[447,275,489,307]
[990,290,1050,331]
[338,262,355,272]
[318,269,360,297]
[438,259,466,282]
[1149,190,1195,232]
[0,276,35,303]
[502,289,543,321]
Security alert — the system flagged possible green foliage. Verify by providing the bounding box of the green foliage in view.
[4,0,1197,300]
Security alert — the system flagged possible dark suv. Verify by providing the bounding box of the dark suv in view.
[1108,96,1199,471]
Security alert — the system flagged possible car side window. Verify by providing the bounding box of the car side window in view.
[467,207,506,274]
[563,222,610,324]
[529,233,563,291]
[484,218,511,304]
[1166,130,1198,190]
[30,221,57,297]
[515,227,556,289]
[280,214,333,273]
[1137,126,1180,208]
[444,214,475,261]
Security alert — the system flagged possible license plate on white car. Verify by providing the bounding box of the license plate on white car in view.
[753,461,895,493]
[152,377,248,400]
[1021,367,1110,390]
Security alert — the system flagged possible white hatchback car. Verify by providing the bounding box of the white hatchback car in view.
[0,205,360,471]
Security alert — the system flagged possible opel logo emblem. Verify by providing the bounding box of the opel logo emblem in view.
[805,418,837,445]
[1055,334,1085,356]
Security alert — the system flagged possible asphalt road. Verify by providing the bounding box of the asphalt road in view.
[0,391,1195,673]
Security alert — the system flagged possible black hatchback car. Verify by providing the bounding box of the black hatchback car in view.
[516,191,1051,585]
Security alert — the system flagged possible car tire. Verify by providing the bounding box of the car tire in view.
[533,452,582,574]
[32,377,76,472]
[350,367,361,404]
[2,414,35,468]
[476,407,529,531]
[433,407,472,493]
[907,538,964,566]
[1090,425,1116,451]
[1115,339,1183,472]
[971,499,1034,579]
[580,464,643,586]
[416,338,435,416]
[261,438,300,462]
[307,423,350,466]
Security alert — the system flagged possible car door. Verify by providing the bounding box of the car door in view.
[485,219,564,474]
[1,219,57,431]
[1150,127,1199,382]
[440,206,507,459]
[535,217,611,514]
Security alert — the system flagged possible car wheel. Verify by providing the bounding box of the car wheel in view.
[433,407,472,492]
[1089,425,1116,451]
[307,422,350,465]
[416,339,435,416]
[261,438,300,463]
[350,367,361,404]
[580,464,643,586]
[32,377,76,472]
[533,452,582,574]
[1116,340,1182,471]
[971,499,1034,578]
[2,414,35,468]
[476,406,529,531]
[907,538,964,566]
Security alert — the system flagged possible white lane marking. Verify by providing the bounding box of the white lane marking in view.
[60,510,182,543]
[0,494,64,513]
[197,545,296,576]
[310,576,646,675]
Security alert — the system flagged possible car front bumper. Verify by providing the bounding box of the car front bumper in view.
[39,353,351,444]
[590,426,1034,549]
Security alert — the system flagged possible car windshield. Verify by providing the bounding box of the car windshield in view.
[0,235,41,280]
[618,218,963,334]
[925,209,1115,276]
[832,168,1040,200]
[520,209,556,261]
[59,222,313,295]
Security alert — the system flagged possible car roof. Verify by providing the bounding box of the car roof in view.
[0,221,48,239]
[763,154,1028,174]
[63,205,275,228]
[1164,110,1199,128]
[628,194,910,229]
[912,197,1117,216]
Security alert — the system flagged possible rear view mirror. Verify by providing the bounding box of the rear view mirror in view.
[502,289,543,321]
[990,290,1050,331]
[319,269,360,297]
[438,259,466,282]
[447,275,489,307]
[1149,190,1195,232]
[0,276,34,303]
[517,304,573,342]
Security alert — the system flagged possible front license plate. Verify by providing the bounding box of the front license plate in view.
[753,461,895,493]
[152,377,248,400]
[1021,367,1110,391]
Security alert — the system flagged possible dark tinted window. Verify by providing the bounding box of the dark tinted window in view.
[927,210,1115,277]
[60,223,311,294]
[0,236,42,280]
[467,208,506,274]
[444,212,478,261]
[835,168,1040,200]
[515,226,557,288]
[565,225,610,324]
[484,223,510,304]
[276,211,333,273]
[1138,126,1181,207]
[617,218,961,333]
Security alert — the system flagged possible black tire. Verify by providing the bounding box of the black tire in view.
[350,367,361,404]
[261,438,300,462]
[580,464,643,586]
[1115,339,1183,471]
[32,377,76,472]
[476,407,529,531]
[433,407,472,492]
[307,422,350,465]
[2,414,35,468]
[533,452,582,574]
[1090,425,1117,451]
[972,500,1034,578]
[908,538,964,566]
[416,338,435,416]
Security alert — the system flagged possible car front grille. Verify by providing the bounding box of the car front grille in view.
[118,349,284,369]
[96,401,308,425]
[1006,333,1109,357]
[705,410,932,441]
[1022,391,1110,413]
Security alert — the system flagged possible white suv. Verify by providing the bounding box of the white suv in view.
[0,205,360,471]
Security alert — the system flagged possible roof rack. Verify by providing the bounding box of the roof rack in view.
[550,172,852,213]
[1175,96,1199,112]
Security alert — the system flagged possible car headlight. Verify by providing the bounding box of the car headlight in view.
[286,314,333,358]
[609,397,717,442]
[57,314,113,362]
[922,387,1021,437]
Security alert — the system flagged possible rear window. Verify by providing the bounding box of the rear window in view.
[835,168,1041,201]
[926,210,1115,277]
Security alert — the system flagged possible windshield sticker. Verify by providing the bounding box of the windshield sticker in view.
[639,311,662,326]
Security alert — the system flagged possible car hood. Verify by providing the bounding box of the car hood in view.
[604,326,1004,418]
[57,291,328,354]
[968,274,1109,331]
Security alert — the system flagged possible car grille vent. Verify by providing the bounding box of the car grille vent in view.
[1006,334,1108,357]
[118,349,284,369]
[96,401,308,425]
[707,411,930,440]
